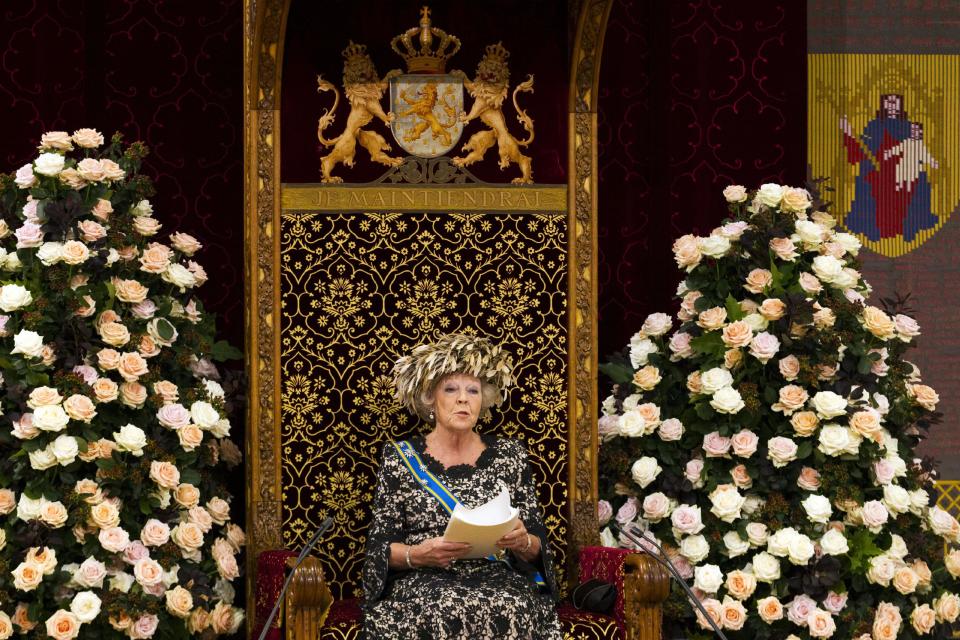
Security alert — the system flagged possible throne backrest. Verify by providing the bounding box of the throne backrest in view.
[273,199,574,599]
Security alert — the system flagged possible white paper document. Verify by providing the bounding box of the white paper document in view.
[442,486,519,559]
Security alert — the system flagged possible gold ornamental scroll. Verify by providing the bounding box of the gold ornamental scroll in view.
[278,182,569,599]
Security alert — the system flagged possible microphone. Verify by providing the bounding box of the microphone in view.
[610,522,729,640]
[256,516,335,640]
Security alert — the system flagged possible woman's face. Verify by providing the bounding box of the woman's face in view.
[431,373,482,433]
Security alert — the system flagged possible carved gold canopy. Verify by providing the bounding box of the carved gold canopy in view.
[243,0,615,619]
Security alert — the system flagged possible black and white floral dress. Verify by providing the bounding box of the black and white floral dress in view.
[362,434,562,639]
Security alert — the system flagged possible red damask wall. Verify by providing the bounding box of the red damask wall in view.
[597,0,808,359]
[0,0,244,348]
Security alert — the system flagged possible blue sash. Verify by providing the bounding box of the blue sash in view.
[392,440,547,588]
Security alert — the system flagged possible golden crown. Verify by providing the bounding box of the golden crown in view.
[390,6,461,74]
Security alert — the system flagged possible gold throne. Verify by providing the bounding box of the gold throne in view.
[244,2,670,639]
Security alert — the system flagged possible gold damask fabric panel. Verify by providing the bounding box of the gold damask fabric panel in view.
[279,210,569,599]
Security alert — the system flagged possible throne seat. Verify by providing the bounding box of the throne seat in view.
[255,546,669,640]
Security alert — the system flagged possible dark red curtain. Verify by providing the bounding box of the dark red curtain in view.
[0,0,244,348]
[597,0,807,359]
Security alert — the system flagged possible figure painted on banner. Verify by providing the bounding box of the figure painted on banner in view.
[840,94,939,242]
[362,333,562,640]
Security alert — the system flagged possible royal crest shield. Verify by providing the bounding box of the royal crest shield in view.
[390,74,463,158]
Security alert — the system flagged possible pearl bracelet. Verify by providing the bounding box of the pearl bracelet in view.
[405,545,414,569]
[522,534,532,553]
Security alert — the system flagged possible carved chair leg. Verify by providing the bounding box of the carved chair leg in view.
[621,554,671,640]
[284,557,334,640]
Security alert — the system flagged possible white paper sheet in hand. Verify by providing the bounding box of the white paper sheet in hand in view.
[443,486,519,559]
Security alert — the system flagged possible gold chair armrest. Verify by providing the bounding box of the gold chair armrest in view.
[284,557,334,640]
[622,552,671,640]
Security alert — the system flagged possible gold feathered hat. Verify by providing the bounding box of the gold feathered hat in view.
[392,333,514,418]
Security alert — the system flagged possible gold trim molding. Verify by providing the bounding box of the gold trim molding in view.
[245,0,615,619]
[282,184,567,212]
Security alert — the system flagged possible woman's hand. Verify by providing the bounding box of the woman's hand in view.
[411,537,472,568]
[496,520,539,561]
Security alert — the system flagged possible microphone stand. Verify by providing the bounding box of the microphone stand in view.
[610,522,730,640]
[256,516,335,640]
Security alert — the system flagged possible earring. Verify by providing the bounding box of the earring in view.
[429,410,435,421]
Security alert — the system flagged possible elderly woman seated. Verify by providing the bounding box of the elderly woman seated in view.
[362,333,562,639]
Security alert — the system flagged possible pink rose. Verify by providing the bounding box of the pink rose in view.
[129,615,159,640]
[730,430,759,457]
[702,432,732,457]
[598,500,613,526]
[779,355,800,381]
[684,459,704,485]
[894,314,920,340]
[787,594,817,626]
[15,223,43,248]
[730,464,752,489]
[615,497,639,525]
[669,332,694,359]
[870,348,889,376]
[14,164,37,188]
[767,436,799,467]
[131,299,157,319]
[98,527,131,553]
[156,403,191,430]
[679,291,702,321]
[658,418,684,441]
[770,237,799,261]
[861,500,889,531]
[749,332,780,363]
[822,591,847,614]
[873,459,896,485]
[74,557,107,588]
[670,504,704,534]
[123,541,150,565]
[597,415,619,441]
[799,272,823,294]
[642,493,672,521]
[797,467,822,491]
[72,365,98,385]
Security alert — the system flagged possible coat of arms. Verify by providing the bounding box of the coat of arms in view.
[316,7,536,183]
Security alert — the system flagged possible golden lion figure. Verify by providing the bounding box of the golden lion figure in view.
[452,43,535,184]
[316,42,403,183]
[398,83,457,147]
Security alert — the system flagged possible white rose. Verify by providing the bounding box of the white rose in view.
[757,183,784,207]
[16,494,44,521]
[50,435,79,465]
[29,448,57,470]
[833,232,861,255]
[767,527,796,557]
[787,533,815,565]
[818,424,851,456]
[33,405,69,432]
[109,571,135,593]
[70,591,101,623]
[795,220,825,246]
[601,395,617,416]
[34,153,65,176]
[887,534,908,560]
[882,484,911,515]
[203,379,225,400]
[746,522,768,547]
[618,410,647,437]
[723,185,748,203]
[801,494,832,524]
[811,391,847,418]
[909,489,929,515]
[743,312,768,332]
[679,534,709,564]
[190,401,220,429]
[36,242,63,266]
[113,424,147,456]
[723,531,750,558]
[742,494,764,516]
[711,386,744,414]
[629,336,658,368]
[631,457,661,488]
[709,484,745,523]
[694,564,724,593]
[11,330,44,358]
[0,284,32,312]
[819,529,848,556]
[752,552,781,582]
[867,555,895,586]
[701,368,734,394]
[812,254,844,284]
[699,235,731,258]
[210,418,231,439]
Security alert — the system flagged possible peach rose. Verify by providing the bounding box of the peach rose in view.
[75,295,96,318]
[772,385,809,415]
[40,501,68,528]
[911,604,936,635]
[165,586,194,618]
[113,278,149,304]
[44,611,80,640]
[139,335,161,358]
[170,233,203,256]
[724,348,743,370]
[721,321,753,348]
[189,507,214,533]
[12,602,35,631]
[92,199,112,220]
[757,596,783,623]
[697,307,728,331]
[934,592,960,623]
[807,608,836,638]
[140,519,171,547]
[117,352,149,382]
[171,522,204,552]
[225,523,246,551]
[41,344,56,367]
[778,355,800,381]
[60,241,89,265]
[153,380,179,403]
[759,298,786,321]
[862,306,896,339]
[725,570,757,601]
[679,291,702,321]
[63,394,96,423]
[790,411,819,437]
[687,371,703,394]
[696,598,723,631]
[149,461,181,490]
[117,246,139,261]
[892,567,919,594]
[912,560,932,590]
[97,348,120,370]
[129,614,159,640]
[849,410,883,443]
[74,479,102,504]
[215,548,240,580]
[206,496,231,525]
[770,237,799,261]
[90,501,120,529]
[797,467,821,491]
[188,261,207,287]
[632,365,661,391]
[672,234,702,271]
[40,131,73,151]
[139,243,172,274]
[133,217,161,236]
[27,386,62,408]
[0,489,15,515]
[12,561,43,591]
[731,430,759,457]
[91,378,119,403]
[744,268,773,294]
[188,609,210,634]
[133,557,164,587]
[173,484,200,509]
[120,382,147,408]
[911,384,939,411]
[99,321,130,348]
[721,598,747,631]
[178,424,204,451]
[77,220,106,243]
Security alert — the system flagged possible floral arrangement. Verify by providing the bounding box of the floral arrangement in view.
[0,130,245,639]
[598,183,958,639]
